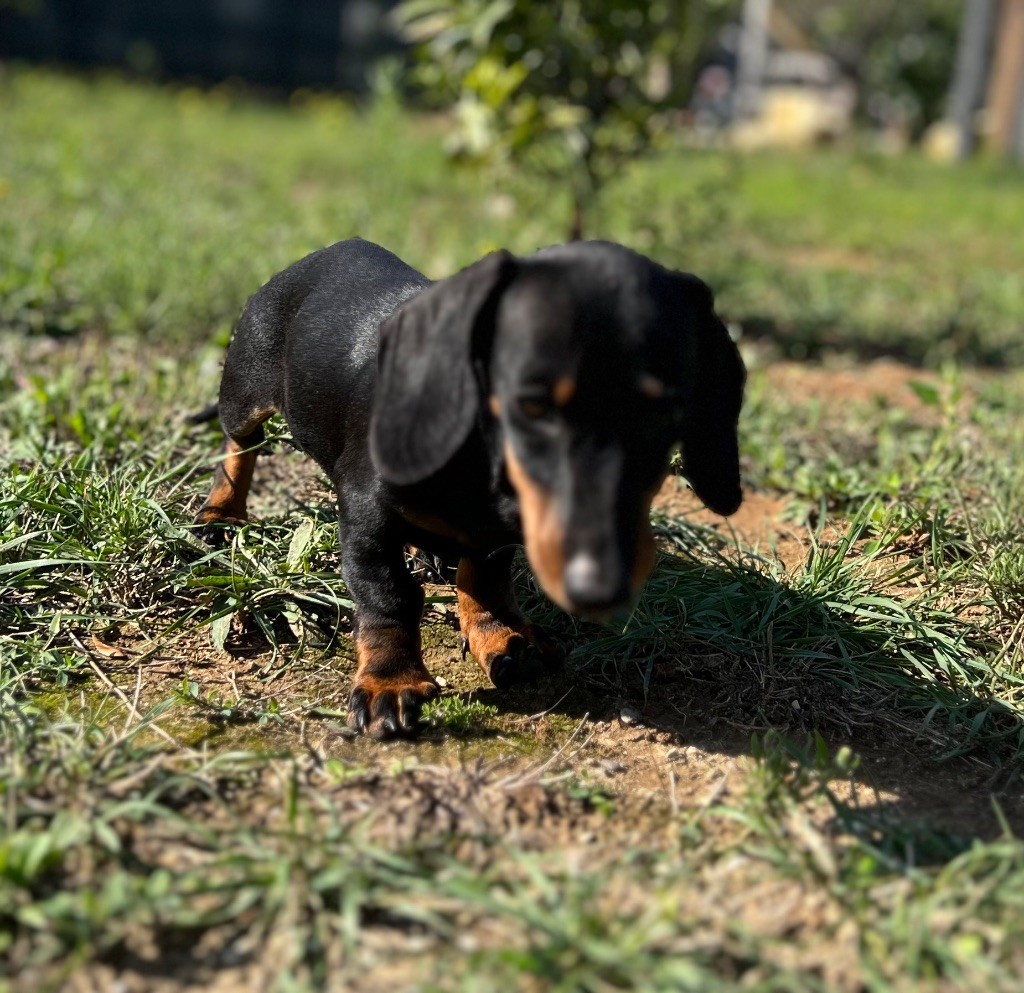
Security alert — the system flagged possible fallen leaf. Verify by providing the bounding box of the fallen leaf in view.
[91,634,133,660]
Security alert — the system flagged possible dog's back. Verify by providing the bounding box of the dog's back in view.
[217,238,430,471]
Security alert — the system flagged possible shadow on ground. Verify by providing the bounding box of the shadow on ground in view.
[427,545,1024,855]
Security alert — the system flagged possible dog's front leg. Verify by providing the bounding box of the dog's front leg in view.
[457,548,562,688]
[339,493,437,739]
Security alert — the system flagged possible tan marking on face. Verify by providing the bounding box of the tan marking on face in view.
[503,442,568,609]
[489,395,502,417]
[552,377,577,406]
[638,374,666,399]
[196,437,258,522]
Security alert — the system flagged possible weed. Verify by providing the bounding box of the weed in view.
[421,695,500,735]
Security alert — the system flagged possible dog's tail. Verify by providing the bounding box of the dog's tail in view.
[187,402,220,426]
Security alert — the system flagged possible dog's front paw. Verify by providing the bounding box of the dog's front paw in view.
[347,673,439,739]
[464,622,563,689]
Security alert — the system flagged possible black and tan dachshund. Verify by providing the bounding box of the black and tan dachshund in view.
[195,238,745,739]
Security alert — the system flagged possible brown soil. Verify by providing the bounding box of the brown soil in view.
[761,356,949,414]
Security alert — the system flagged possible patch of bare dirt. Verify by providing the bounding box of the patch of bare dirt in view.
[135,356,1024,840]
[97,607,1024,844]
[58,693,1023,993]
[762,357,944,413]
[654,480,816,571]
[58,613,1024,993]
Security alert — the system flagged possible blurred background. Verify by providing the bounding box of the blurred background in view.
[1,0,1022,365]
[4,0,1021,158]
[1,0,401,92]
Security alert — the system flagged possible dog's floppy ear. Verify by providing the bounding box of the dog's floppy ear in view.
[670,273,746,516]
[371,250,516,486]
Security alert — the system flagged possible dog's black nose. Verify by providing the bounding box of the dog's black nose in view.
[563,552,630,616]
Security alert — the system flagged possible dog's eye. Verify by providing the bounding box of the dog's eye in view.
[518,396,555,420]
[641,385,681,412]
[638,374,666,399]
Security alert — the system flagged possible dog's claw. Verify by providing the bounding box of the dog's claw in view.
[346,677,437,740]
[192,511,246,546]
[398,690,424,732]
[347,688,370,732]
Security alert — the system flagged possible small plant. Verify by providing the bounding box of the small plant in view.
[394,0,732,237]
[421,694,499,734]
[987,545,1024,620]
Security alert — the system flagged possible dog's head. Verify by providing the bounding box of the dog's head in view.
[371,241,745,617]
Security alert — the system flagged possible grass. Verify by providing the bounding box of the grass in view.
[2,67,1024,991]
[2,68,1024,362]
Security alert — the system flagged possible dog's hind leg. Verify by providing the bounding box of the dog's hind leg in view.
[194,378,280,529]
[194,411,273,527]
[195,304,284,529]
